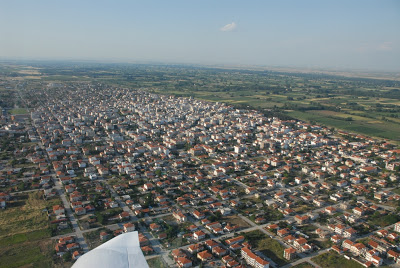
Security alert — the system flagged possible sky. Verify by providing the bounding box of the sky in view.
[0,0,399,71]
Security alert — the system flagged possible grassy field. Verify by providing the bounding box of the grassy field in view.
[292,262,315,268]
[257,237,289,266]
[222,215,252,228]
[0,192,61,268]
[160,236,188,250]
[0,192,60,237]
[312,251,363,268]
[9,108,28,115]
[242,230,289,266]
[147,256,168,268]
[368,213,400,228]
[0,230,54,268]
[287,110,400,142]
[0,239,54,268]
[311,238,333,249]
[83,229,105,250]
[392,188,400,195]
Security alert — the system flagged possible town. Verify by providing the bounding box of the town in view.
[1,81,400,268]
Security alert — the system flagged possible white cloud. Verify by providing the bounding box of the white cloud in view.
[220,22,237,32]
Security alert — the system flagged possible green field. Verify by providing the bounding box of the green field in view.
[83,229,105,250]
[9,108,28,115]
[257,237,289,266]
[0,239,54,268]
[0,229,54,268]
[368,213,400,228]
[0,192,59,237]
[287,110,400,142]
[242,230,289,266]
[292,262,315,268]
[147,256,168,268]
[0,192,60,268]
[312,251,363,268]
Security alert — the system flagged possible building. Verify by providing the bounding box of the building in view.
[241,247,269,268]
[177,257,192,268]
[193,230,206,241]
[225,236,244,246]
[123,223,135,232]
[394,222,400,233]
[284,247,296,260]
[173,211,187,222]
[197,250,213,262]
[53,205,65,216]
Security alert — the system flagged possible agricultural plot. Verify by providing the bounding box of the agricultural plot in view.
[287,110,400,142]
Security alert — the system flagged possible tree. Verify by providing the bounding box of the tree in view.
[17,182,24,191]
[166,225,178,238]
[62,251,72,262]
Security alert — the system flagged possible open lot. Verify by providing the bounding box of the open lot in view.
[0,236,55,268]
[292,262,315,268]
[0,192,62,268]
[83,229,105,250]
[312,251,363,268]
[147,256,168,268]
[242,230,289,266]
[257,237,289,266]
[0,192,60,237]
[222,215,252,228]
[9,108,29,115]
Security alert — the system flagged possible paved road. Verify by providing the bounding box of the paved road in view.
[53,175,90,253]
[103,180,137,219]
[232,177,251,190]
[10,188,40,195]
[358,195,396,211]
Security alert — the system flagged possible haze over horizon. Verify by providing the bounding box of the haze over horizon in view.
[1,0,399,72]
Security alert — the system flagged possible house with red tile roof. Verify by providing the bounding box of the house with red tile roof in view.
[197,250,213,261]
[283,247,296,260]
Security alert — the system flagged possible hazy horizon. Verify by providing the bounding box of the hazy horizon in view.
[1,0,399,72]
